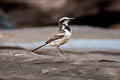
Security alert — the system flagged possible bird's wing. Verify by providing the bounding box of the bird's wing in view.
[45,30,65,44]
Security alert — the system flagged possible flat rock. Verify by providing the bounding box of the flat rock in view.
[0,26,120,80]
[0,49,120,80]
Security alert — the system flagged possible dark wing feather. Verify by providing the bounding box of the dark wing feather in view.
[45,30,65,44]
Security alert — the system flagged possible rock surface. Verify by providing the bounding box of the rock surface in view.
[0,26,120,80]
[0,49,120,80]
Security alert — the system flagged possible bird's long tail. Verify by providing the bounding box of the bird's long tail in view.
[32,43,47,52]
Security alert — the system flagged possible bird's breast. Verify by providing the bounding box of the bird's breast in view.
[64,29,72,39]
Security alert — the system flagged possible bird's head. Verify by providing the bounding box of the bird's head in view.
[59,17,74,25]
[59,17,74,31]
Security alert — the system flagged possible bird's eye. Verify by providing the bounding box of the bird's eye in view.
[60,19,67,23]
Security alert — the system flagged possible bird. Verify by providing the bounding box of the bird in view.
[32,17,74,58]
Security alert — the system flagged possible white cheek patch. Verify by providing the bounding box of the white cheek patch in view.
[63,21,69,26]
[62,26,65,29]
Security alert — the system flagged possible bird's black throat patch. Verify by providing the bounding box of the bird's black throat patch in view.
[63,24,71,32]
[59,23,71,32]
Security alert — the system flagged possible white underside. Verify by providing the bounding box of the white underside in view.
[48,29,72,47]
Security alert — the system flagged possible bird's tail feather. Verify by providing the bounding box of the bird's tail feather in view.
[32,43,47,52]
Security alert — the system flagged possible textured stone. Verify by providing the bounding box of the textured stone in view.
[0,26,120,80]
[0,49,120,80]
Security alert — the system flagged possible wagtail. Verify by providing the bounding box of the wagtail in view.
[32,17,74,58]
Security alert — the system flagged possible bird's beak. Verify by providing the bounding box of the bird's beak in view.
[69,18,75,20]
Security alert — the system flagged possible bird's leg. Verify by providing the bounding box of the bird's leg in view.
[56,46,65,58]
[57,47,65,54]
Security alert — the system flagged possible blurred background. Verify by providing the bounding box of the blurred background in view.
[1,1,120,79]
[0,0,120,29]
